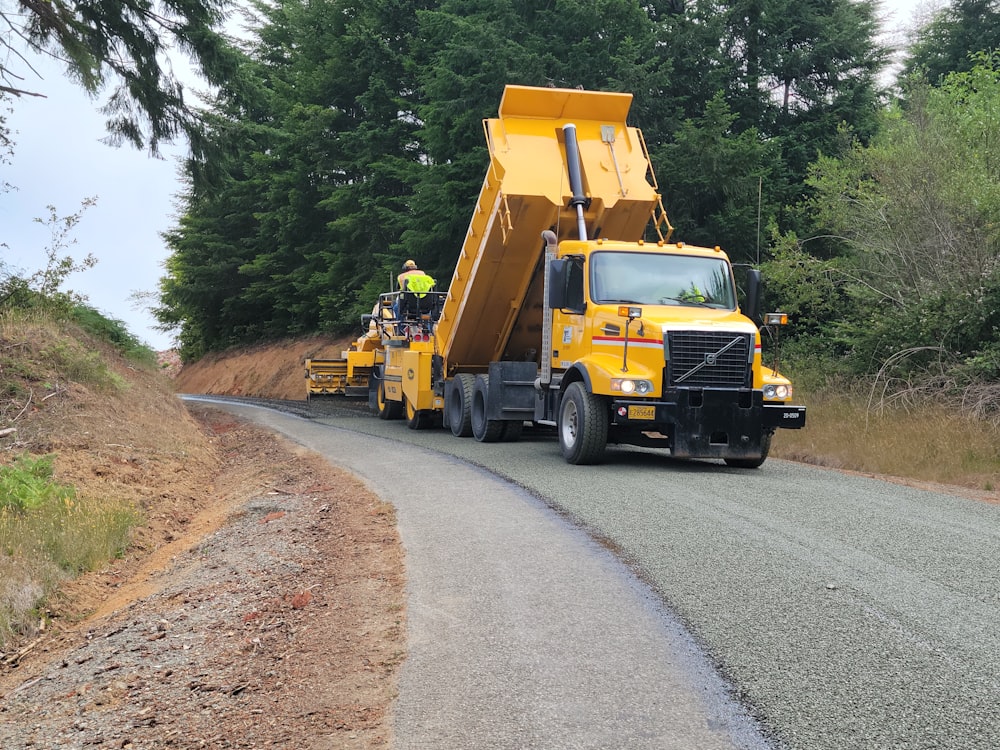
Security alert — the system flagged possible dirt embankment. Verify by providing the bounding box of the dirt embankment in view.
[0,325,404,748]
[174,335,354,401]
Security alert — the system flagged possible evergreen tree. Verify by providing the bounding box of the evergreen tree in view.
[654,0,885,257]
[159,0,427,352]
[903,0,1000,83]
[402,0,668,279]
[1,0,239,154]
[155,0,891,354]
[654,93,779,260]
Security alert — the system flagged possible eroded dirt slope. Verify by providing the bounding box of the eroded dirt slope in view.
[1,406,404,749]
[175,335,354,401]
[1,321,404,748]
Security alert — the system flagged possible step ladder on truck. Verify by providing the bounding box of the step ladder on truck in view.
[367,83,805,467]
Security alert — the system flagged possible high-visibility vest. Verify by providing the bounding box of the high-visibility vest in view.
[405,273,435,296]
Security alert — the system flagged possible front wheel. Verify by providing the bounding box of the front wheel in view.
[724,431,773,469]
[558,382,608,465]
[406,397,436,430]
[376,377,403,420]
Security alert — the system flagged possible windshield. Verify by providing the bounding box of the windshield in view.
[590,251,737,309]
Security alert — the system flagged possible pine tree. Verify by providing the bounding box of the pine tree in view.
[902,0,1000,83]
[1,0,239,154]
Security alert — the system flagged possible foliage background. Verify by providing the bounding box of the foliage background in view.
[2,0,998,422]
[154,0,887,355]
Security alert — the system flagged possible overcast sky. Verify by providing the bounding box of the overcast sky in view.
[1,0,930,352]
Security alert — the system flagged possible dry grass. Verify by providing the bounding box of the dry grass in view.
[772,387,1000,493]
[0,556,56,640]
[0,309,217,647]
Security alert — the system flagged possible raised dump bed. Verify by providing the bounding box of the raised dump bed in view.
[433,85,670,374]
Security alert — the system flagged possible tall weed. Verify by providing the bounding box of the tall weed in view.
[773,382,1000,492]
[0,456,140,644]
[0,556,60,642]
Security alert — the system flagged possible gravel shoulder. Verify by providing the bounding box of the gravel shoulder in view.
[0,405,404,749]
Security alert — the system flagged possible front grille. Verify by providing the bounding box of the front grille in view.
[665,330,751,388]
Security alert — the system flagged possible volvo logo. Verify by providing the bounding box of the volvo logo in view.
[705,353,718,366]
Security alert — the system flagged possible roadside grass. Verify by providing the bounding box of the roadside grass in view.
[0,455,139,643]
[772,385,1000,493]
[1,308,131,396]
[0,307,168,648]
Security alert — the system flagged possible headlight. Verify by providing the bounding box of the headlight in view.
[611,378,654,395]
[763,384,792,400]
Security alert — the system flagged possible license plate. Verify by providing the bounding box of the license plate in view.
[628,405,656,420]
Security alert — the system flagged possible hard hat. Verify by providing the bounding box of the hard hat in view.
[402,259,417,270]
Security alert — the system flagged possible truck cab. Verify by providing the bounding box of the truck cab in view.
[540,237,802,466]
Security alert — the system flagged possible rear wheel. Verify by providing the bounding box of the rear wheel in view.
[448,374,475,437]
[471,375,504,442]
[558,382,607,465]
[724,431,772,469]
[376,378,403,420]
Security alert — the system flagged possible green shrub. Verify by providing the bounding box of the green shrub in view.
[69,304,157,365]
[0,454,74,512]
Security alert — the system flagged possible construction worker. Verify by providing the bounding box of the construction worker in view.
[679,282,707,304]
[397,259,422,290]
[394,260,435,319]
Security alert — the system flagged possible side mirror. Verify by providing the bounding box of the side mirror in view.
[548,259,569,309]
[744,269,762,325]
[547,257,586,313]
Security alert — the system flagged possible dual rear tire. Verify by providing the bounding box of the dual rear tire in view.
[447,373,475,437]
[449,374,522,443]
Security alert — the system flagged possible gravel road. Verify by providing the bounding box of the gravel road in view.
[196,399,771,750]
[198,397,1000,750]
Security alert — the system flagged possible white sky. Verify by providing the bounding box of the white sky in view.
[1,0,930,352]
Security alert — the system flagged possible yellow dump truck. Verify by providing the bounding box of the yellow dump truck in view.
[367,84,806,466]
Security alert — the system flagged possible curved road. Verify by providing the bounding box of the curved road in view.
[192,398,1000,750]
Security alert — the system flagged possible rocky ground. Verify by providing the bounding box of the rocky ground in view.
[1,392,404,749]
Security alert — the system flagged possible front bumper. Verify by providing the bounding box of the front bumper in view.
[609,388,806,459]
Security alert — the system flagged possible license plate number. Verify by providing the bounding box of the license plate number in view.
[628,405,656,420]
